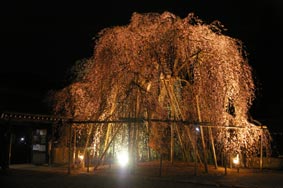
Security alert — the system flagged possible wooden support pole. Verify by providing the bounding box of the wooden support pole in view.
[48,139,52,166]
[196,95,208,173]
[159,153,163,177]
[87,149,90,173]
[224,152,227,175]
[102,123,112,164]
[132,122,137,173]
[93,124,122,170]
[200,126,208,173]
[73,128,76,167]
[135,122,139,164]
[147,110,152,161]
[8,131,12,166]
[132,90,140,172]
[82,123,94,168]
[163,79,188,161]
[209,127,218,169]
[194,127,198,176]
[68,123,72,175]
[170,123,174,164]
[260,126,263,171]
[128,122,132,170]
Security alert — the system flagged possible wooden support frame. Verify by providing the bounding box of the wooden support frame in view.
[1,111,267,174]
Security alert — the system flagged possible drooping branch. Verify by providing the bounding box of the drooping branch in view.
[49,11,271,161]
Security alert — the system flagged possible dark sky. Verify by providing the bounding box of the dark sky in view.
[0,1,282,127]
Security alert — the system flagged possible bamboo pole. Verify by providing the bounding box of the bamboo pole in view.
[209,127,218,169]
[194,127,198,176]
[196,95,208,173]
[200,126,208,173]
[147,110,152,161]
[86,149,90,173]
[8,130,12,166]
[135,122,139,163]
[102,123,112,164]
[224,128,228,175]
[133,88,141,169]
[68,123,72,174]
[168,80,201,163]
[128,120,133,171]
[131,85,141,167]
[93,124,123,170]
[170,123,174,164]
[159,153,163,177]
[260,125,263,171]
[82,123,94,168]
[175,123,187,161]
[73,128,76,167]
[163,79,188,160]
[224,152,227,175]
[132,122,137,172]
[186,126,203,165]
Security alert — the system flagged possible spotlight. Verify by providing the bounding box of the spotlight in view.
[117,150,129,167]
[78,154,84,160]
[233,154,239,165]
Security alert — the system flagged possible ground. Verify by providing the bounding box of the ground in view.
[1,161,283,188]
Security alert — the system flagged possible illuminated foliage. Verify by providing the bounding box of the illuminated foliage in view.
[50,12,271,160]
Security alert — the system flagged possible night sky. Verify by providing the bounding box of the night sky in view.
[1,1,282,128]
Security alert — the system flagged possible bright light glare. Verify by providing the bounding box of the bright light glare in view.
[117,150,129,167]
[233,154,239,165]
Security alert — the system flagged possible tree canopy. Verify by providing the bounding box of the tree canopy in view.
[49,11,271,160]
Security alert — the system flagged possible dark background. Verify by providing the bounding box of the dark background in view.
[1,1,282,128]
